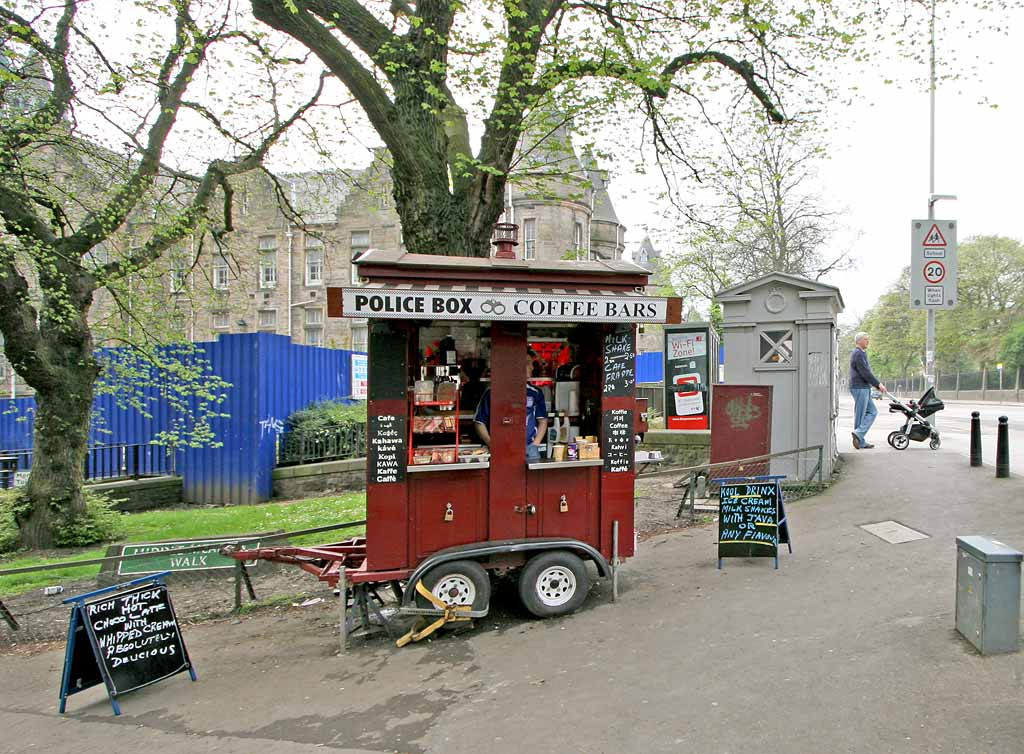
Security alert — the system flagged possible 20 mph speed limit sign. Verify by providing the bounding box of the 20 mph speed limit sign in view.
[910,220,957,310]
[923,260,945,284]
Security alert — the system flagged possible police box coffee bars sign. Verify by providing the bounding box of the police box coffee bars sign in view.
[341,288,670,323]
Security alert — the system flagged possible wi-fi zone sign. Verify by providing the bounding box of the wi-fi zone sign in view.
[910,220,957,310]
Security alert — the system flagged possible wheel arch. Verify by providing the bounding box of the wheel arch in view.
[401,539,611,607]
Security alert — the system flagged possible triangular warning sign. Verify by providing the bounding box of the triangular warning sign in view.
[923,223,947,247]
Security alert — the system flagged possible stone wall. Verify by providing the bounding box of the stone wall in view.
[639,430,711,467]
[272,457,366,499]
[91,476,183,512]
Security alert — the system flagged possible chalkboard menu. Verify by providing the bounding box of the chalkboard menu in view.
[60,580,194,714]
[369,414,407,483]
[369,322,407,400]
[718,481,780,560]
[602,325,636,397]
[602,408,634,473]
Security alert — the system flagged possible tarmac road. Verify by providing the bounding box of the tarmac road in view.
[3,442,1024,753]
[838,394,1024,475]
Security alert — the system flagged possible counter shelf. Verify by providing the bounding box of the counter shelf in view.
[527,458,604,471]
[407,461,491,473]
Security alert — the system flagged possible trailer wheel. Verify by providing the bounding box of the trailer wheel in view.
[417,560,490,612]
[518,551,590,618]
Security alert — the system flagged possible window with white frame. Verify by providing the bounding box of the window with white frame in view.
[212,256,230,290]
[212,311,230,329]
[351,322,368,352]
[523,218,536,260]
[258,309,277,329]
[257,234,276,251]
[259,252,277,288]
[304,326,324,347]
[574,220,585,258]
[169,262,187,293]
[305,233,323,249]
[350,230,369,284]
[305,307,324,326]
[306,247,323,286]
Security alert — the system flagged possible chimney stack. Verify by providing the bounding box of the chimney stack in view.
[491,223,519,259]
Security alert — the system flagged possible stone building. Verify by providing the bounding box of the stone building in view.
[0,72,628,395]
[159,118,627,352]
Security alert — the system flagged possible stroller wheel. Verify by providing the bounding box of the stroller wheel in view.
[929,437,941,450]
[891,433,910,450]
[887,431,900,449]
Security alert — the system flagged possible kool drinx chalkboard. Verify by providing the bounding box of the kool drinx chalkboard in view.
[717,480,781,568]
[60,574,195,715]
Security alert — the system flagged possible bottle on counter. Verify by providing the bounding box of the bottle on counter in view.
[547,412,559,447]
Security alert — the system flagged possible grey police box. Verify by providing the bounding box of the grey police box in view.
[955,536,1022,655]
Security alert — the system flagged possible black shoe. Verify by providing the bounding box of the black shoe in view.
[861,443,875,449]
[851,432,861,449]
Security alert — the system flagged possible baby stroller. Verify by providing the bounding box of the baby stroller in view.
[885,387,945,450]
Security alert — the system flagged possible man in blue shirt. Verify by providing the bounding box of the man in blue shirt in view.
[474,348,549,461]
[849,332,886,449]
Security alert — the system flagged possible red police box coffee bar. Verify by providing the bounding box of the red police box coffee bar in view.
[341,287,670,323]
[223,246,682,649]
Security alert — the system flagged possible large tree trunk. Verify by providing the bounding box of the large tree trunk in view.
[17,377,96,549]
[13,305,99,549]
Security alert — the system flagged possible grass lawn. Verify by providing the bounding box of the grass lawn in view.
[0,492,366,597]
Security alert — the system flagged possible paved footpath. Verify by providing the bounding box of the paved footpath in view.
[3,445,1024,754]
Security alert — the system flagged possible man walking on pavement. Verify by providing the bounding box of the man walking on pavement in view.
[850,332,886,449]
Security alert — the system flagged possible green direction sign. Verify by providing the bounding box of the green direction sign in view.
[118,538,260,576]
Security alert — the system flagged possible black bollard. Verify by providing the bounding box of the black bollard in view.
[996,416,1009,478]
[970,411,983,467]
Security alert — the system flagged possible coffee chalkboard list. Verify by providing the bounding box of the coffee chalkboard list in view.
[60,574,196,716]
[602,326,636,397]
[369,414,407,484]
[602,408,634,473]
[717,480,782,568]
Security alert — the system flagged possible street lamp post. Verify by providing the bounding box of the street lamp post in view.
[924,0,956,426]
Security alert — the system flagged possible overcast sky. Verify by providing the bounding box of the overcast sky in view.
[612,4,1024,325]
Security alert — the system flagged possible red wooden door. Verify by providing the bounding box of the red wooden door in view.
[486,323,530,540]
[526,467,600,543]
[710,385,774,476]
[409,471,488,562]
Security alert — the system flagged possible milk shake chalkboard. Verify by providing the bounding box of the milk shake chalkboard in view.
[602,325,636,397]
[369,414,407,484]
[59,573,195,715]
[717,477,790,569]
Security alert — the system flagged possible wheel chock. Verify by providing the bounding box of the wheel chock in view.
[396,581,472,647]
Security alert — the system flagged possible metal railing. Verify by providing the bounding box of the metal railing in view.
[884,367,1022,400]
[0,442,173,488]
[276,423,367,467]
[0,518,367,638]
[671,445,827,523]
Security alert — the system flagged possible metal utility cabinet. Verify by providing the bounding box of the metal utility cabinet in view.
[716,273,844,478]
[955,536,1022,655]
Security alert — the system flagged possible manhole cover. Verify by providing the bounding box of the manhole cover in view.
[860,521,929,544]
